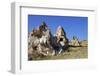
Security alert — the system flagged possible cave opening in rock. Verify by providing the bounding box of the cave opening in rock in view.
[59,38,63,41]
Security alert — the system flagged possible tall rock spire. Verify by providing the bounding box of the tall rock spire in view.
[56,26,68,52]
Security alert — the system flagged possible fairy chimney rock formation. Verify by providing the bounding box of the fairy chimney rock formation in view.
[28,22,55,60]
[56,26,68,49]
[71,36,80,46]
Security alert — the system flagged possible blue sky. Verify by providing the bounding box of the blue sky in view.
[28,15,88,41]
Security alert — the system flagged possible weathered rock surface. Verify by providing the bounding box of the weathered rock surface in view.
[28,22,55,60]
[70,36,80,46]
[28,22,70,60]
[56,26,69,54]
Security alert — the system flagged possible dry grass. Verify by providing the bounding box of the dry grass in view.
[29,46,88,60]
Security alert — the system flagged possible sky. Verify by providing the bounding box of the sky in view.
[28,15,88,41]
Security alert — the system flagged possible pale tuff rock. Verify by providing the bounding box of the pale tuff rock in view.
[56,26,69,54]
[56,26,65,36]
[56,26,69,45]
[37,44,54,56]
[70,36,80,46]
[28,33,40,49]
[28,22,55,60]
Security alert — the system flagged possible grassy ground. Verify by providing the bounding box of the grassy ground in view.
[30,46,88,60]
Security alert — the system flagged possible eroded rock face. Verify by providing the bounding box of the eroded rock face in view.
[70,36,80,46]
[28,22,55,60]
[56,26,69,54]
[28,23,70,60]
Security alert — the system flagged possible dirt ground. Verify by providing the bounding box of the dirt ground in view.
[30,46,88,60]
